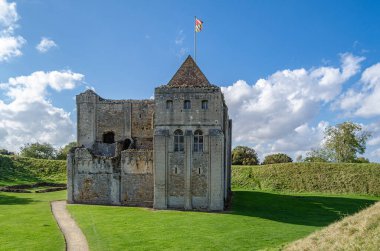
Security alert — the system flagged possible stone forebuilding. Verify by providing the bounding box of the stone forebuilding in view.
[67,56,232,211]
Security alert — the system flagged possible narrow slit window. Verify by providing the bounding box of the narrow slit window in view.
[166,100,173,110]
[193,130,203,152]
[184,100,191,109]
[201,100,208,110]
[174,129,184,152]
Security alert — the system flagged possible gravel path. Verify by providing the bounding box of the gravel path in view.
[51,201,89,251]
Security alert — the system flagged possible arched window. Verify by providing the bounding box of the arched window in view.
[184,100,191,109]
[201,100,208,110]
[103,131,115,144]
[174,129,184,152]
[166,100,173,110]
[193,130,203,152]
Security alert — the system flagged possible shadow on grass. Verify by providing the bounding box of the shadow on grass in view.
[230,190,378,227]
[0,193,36,205]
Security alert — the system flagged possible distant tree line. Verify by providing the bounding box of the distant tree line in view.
[0,149,15,155]
[232,121,372,165]
[232,146,293,165]
[0,142,77,160]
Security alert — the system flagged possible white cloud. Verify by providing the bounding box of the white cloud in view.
[174,30,189,58]
[177,47,189,58]
[364,122,380,161]
[0,35,24,60]
[0,0,18,33]
[0,70,84,151]
[222,53,364,159]
[0,0,25,62]
[36,37,57,53]
[334,63,380,117]
[175,30,184,45]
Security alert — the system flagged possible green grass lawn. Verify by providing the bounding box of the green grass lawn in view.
[0,190,66,251]
[68,189,380,251]
[0,189,378,251]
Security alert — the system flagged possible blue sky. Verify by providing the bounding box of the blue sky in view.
[1,0,380,162]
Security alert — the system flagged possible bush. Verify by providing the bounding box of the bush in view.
[232,146,259,165]
[262,153,292,165]
[232,162,380,196]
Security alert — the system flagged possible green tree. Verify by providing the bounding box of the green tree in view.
[354,157,370,163]
[232,146,259,165]
[0,149,14,155]
[20,142,57,159]
[262,153,292,165]
[324,122,371,163]
[56,142,77,160]
[304,148,330,162]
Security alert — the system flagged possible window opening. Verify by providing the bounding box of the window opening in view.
[174,129,184,152]
[201,100,208,110]
[193,130,203,152]
[103,131,115,144]
[184,100,191,109]
[166,100,173,110]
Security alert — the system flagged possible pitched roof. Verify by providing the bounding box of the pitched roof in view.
[167,55,211,87]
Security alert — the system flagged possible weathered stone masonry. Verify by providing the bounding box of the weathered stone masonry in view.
[67,55,232,210]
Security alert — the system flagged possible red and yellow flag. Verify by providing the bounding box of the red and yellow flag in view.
[195,18,203,32]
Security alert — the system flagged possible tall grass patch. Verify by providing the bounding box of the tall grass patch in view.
[232,162,380,196]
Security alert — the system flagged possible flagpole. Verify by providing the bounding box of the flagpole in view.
[194,16,197,62]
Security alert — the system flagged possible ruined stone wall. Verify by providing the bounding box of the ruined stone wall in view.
[95,99,154,146]
[121,150,153,206]
[68,148,120,205]
[67,147,153,206]
[77,91,97,148]
[96,102,125,142]
[76,90,154,150]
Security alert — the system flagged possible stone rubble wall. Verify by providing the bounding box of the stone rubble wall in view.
[67,147,153,207]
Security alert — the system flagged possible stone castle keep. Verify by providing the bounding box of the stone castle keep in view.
[67,56,232,210]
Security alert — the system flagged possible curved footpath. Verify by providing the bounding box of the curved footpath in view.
[51,201,89,251]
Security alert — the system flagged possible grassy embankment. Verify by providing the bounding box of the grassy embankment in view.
[232,162,380,196]
[284,200,380,251]
[0,154,66,186]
